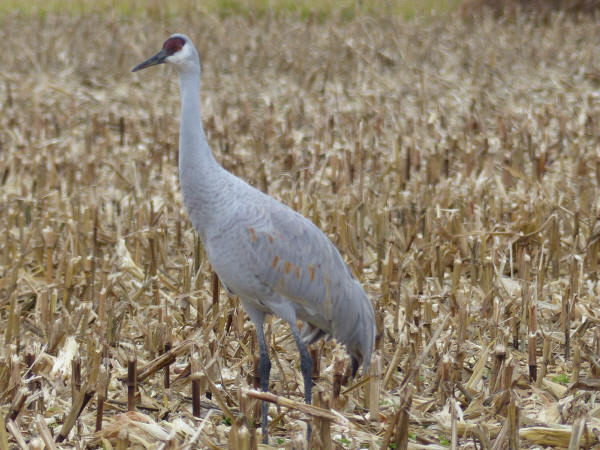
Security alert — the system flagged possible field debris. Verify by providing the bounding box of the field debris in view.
[2,5,600,448]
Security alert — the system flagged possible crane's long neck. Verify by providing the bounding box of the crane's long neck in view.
[178,69,217,171]
[177,68,223,237]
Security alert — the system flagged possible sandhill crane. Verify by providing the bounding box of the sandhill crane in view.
[132,34,376,444]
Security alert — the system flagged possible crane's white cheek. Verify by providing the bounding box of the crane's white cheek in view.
[167,52,185,66]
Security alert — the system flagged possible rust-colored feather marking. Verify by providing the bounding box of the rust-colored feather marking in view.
[267,234,274,244]
[272,255,279,268]
[284,261,292,274]
[308,265,315,281]
[295,266,300,279]
[248,227,257,243]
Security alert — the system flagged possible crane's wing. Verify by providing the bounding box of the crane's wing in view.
[243,196,375,371]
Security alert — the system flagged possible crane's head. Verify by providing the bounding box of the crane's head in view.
[132,34,198,73]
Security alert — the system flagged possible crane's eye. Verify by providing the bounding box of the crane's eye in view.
[163,37,185,55]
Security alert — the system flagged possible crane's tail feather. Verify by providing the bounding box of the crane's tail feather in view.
[340,281,376,377]
[299,280,375,378]
[300,322,329,345]
[302,321,362,378]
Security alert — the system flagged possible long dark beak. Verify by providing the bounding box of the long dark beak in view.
[132,48,168,72]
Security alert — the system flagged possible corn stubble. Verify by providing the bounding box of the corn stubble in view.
[1,7,600,449]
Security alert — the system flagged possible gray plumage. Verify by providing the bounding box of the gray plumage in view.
[133,33,375,443]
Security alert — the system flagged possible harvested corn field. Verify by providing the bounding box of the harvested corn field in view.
[1,4,600,448]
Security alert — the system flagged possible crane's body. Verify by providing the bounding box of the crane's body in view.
[192,166,373,360]
[133,34,376,444]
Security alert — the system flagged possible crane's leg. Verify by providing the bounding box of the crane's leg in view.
[290,325,313,442]
[255,324,271,444]
[241,301,271,444]
[254,295,313,443]
[351,356,359,378]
